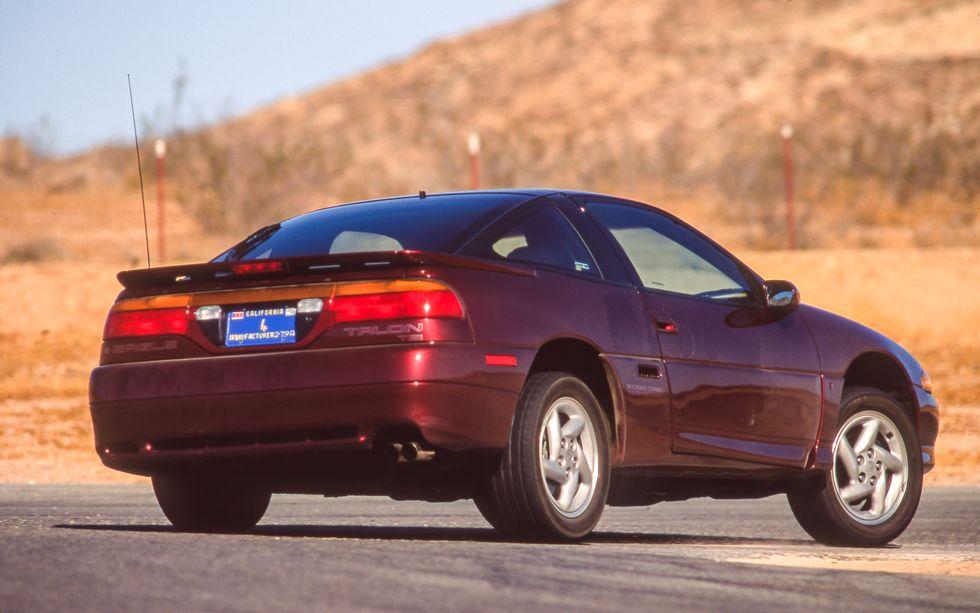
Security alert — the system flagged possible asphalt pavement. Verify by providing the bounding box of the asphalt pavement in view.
[1,484,977,611]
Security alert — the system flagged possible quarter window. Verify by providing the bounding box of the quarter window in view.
[588,202,753,301]
[474,206,599,277]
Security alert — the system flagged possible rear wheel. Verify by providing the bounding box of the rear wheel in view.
[474,372,610,540]
[788,387,922,546]
[152,472,270,533]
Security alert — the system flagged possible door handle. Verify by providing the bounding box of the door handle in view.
[655,319,678,334]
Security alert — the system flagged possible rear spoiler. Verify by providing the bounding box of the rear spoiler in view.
[116,250,535,291]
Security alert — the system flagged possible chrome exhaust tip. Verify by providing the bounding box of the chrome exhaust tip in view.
[402,441,436,462]
[382,441,436,463]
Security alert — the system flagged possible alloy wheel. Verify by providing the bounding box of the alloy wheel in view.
[538,396,600,518]
[832,410,909,525]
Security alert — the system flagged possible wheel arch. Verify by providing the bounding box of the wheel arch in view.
[527,337,622,457]
[842,351,916,426]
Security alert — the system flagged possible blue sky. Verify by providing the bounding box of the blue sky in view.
[0,0,554,155]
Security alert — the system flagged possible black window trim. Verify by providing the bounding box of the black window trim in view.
[549,194,635,287]
[571,195,768,308]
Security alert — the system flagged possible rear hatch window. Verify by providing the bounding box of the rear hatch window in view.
[216,193,525,262]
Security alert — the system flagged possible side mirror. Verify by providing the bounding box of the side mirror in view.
[764,279,800,310]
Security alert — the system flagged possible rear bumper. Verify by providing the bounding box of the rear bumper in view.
[89,343,528,474]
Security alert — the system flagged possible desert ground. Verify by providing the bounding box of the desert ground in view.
[0,187,976,484]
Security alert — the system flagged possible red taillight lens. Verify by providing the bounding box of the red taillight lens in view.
[104,308,190,339]
[329,290,463,324]
[230,260,284,275]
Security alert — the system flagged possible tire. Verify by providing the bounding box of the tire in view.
[152,472,271,533]
[474,372,611,540]
[472,485,510,532]
[788,386,922,547]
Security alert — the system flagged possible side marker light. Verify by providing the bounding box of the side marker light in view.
[485,354,518,367]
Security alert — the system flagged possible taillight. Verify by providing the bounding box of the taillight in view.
[104,308,190,339]
[329,289,463,324]
[101,278,463,344]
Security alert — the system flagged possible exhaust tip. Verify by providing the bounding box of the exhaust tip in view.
[381,440,436,463]
[402,441,420,462]
[403,441,436,462]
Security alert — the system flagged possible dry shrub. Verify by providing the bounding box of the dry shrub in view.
[163,129,333,234]
[1,237,64,264]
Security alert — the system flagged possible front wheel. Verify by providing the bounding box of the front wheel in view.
[474,372,610,540]
[788,387,922,546]
[152,472,270,533]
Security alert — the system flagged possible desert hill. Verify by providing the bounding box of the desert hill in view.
[4,0,980,255]
[190,0,979,247]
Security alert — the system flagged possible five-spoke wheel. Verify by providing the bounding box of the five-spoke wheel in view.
[538,397,600,518]
[789,387,921,546]
[832,411,908,524]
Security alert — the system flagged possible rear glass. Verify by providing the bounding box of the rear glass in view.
[215,193,525,261]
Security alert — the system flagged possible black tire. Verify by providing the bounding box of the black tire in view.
[788,386,922,547]
[474,372,611,541]
[152,472,271,533]
[472,484,511,533]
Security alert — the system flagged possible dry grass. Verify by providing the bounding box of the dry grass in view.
[0,262,136,482]
[0,184,233,265]
[0,247,976,484]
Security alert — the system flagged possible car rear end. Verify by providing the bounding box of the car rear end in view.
[89,194,533,488]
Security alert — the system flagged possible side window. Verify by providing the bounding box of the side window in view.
[474,206,600,277]
[588,201,753,301]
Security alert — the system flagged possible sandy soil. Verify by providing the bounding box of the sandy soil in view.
[0,248,976,484]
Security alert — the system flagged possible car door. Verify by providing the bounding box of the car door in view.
[581,197,823,468]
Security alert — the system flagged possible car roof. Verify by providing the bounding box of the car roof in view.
[417,188,613,199]
[301,189,640,217]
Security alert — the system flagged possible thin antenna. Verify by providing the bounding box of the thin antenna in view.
[127,73,152,268]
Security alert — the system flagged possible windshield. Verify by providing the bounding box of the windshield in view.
[215,193,525,261]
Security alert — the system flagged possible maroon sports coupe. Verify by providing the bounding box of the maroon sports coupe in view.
[90,190,938,544]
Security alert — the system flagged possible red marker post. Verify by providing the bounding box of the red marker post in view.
[780,124,796,250]
[467,132,481,190]
[154,139,167,263]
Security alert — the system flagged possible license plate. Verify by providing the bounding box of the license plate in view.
[225,306,297,347]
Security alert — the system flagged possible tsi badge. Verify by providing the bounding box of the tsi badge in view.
[342,322,424,342]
